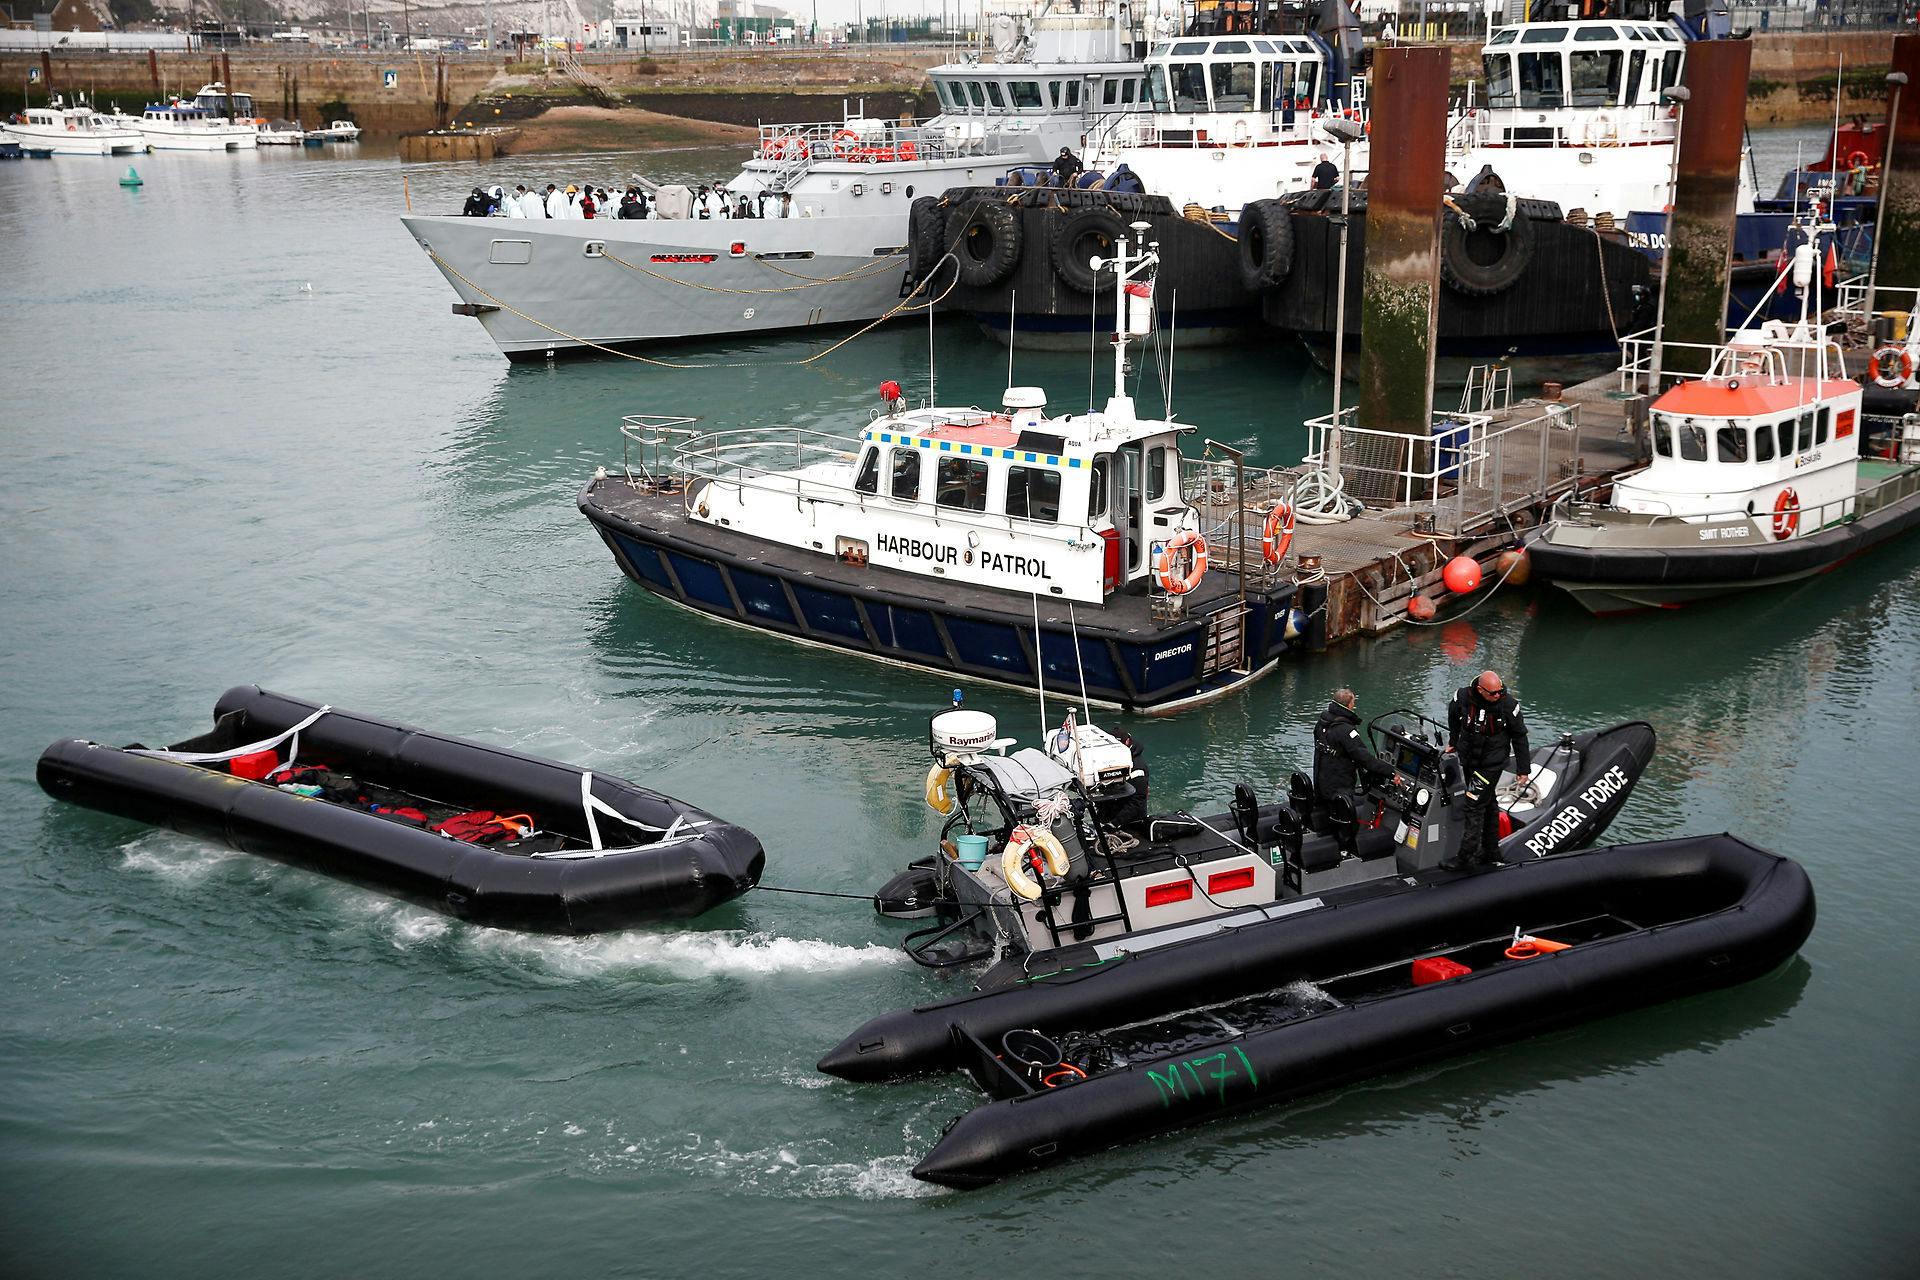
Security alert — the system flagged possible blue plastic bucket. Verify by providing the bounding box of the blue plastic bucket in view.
[954,834,990,871]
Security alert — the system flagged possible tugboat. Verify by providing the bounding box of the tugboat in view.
[579,227,1325,714]
[863,694,1654,980]
[1528,232,1920,612]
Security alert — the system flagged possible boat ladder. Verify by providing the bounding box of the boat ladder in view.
[1199,602,1251,679]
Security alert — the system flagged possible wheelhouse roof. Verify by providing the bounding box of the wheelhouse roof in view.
[1654,377,1860,419]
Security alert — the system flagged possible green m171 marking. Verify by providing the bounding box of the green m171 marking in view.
[1145,1045,1260,1109]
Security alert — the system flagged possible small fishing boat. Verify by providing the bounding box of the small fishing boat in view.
[135,101,258,151]
[318,119,362,142]
[831,833,1813,1188]
[256,119,307,146]
[2,98,144,155]
[1528,226,1920,612]
[581,227,1326,715]
[37,686,765,933]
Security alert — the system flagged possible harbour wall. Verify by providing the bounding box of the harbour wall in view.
[1,32,1897,144]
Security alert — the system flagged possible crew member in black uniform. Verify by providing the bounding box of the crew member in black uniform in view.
[1311,154,1340,191]
[1313,688,1392,815]
[1444,669,1531,870]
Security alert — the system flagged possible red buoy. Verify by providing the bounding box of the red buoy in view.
[879,379,903,404]
[1407,594,1437,622]
[1442,555,1483,594]
[1496,547,1531,586]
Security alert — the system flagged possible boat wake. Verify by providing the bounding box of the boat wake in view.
[464,928,908,981]
[119,831,247,884]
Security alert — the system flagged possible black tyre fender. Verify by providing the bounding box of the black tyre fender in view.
[1050,206,1128,293]
[1441,191,1535,297]
[1237,198,1295,292]
[906,196,948,283]
[949,201,1022,288]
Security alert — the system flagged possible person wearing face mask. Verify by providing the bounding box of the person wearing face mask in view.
[1443,670,1530,871]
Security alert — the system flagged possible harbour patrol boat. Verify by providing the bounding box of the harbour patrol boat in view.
[403,2,1154,361]
[579,227,1320,714]
[1529,235,1920,612]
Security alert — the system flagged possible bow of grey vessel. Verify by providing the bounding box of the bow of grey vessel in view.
[579,228,1323,713]
[401,3,1153,360]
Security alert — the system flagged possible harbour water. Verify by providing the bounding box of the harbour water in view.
[1,133,1916,1275]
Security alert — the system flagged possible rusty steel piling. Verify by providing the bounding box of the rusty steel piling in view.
[1656,39,1752,379]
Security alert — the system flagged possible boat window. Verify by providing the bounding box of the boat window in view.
[1122,79,1137,105]
[1777,420,1795,456]
[984,82,1006,109]
[1797,411,1815,452]
[1147,65,1171,109]
[1569,50,1622,108]
[1212,62,1259,111]
[937,457,991,510]
[1010,81,1044,111]
[1488,27,1517,45]
[1215,40,1251,54]
[854,446,880,494]
[1166,63,1207,111]
[1716,426,1749,463]
[1298,64,1318,105]
[1484,55,1515,106]
[1816,406,1830,444]
[1048,81,1061,109]
[1658,51,1682,93]
[1626,49,1647,105]
[890,448,921,501]
[1006,466,1061,523]
[1754,423,1776,462]
[1654,422,1673,458]
[1257,63,1275,112]
[1521,27,1562,43]
[1146,446,1170,501]
[1171,41,1209,54]
[1275,61,1297,107]
[966,82,985,108]
[1574,25,1619,41]
[1679,420,1708,461]
[1517,52,1566,109]
[1089,456,1110,519]
[1067,80,1081,108]
[1104,78,1121,106]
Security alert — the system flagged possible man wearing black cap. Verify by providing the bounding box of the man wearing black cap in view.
[1313,687,1391,816]
[1443,669,1530,870]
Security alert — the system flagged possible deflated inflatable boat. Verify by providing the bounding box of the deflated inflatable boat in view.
[823,834,1815,1188]
[38,686,764,933]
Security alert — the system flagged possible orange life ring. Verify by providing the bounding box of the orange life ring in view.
[831,128,859,158]
[1771,487,1801,541]
[1153,530,1209,595]
[1847,149,1871,170]
[1261,501,1295,566]
[1870,344,1913,388]
[67,122,77,131]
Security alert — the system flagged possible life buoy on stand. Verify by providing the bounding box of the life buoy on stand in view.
[1261,501,1295,566]
[1001,825,1070,901]
[1152,530,1209,595]
[1870,344,1914,388]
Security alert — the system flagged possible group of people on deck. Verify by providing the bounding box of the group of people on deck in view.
[460,182,799,220]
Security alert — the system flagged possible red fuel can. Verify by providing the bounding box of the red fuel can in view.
[228,749,279,780]
[1411,956,1473,986]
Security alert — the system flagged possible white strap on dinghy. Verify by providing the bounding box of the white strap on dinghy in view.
[129,705,333,771]
[555,769,710,859]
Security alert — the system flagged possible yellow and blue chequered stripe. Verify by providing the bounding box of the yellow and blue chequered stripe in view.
[866,429,1084,469]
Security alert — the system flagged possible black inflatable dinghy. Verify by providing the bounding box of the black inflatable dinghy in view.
[38,686,764,933]
[823,834,1814,1188]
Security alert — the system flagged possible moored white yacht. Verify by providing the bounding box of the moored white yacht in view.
[256,119,307,146]
[2,98,144,155]
[136,102,259,151]
[403,1,1157,361]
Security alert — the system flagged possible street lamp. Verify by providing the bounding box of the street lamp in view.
[1320,113,1366,480]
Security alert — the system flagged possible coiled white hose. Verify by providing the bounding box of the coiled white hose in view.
[1291,467,1362,525]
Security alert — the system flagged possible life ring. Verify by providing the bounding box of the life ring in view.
[1001,824,1070,901]
[925,759,958,814]
[830,128,859,159]
[1152,530,1209,596]
[1870,344,1913,388]
[898,140,918,161]
[1261,501,1295,566]
[1847,149,1871,171]
[1771,487,1800,541]
[1584,113,1618,147]
[67,122,77,132]
[1237,198,1295,292]
[1231,119,1252,148]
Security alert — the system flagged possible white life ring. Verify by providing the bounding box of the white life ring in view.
[1870,344,1914,389]
[1584,113,1618,147]
[831,128,860,159]
[1152,530,1208,595]
[1001,824,1069,901]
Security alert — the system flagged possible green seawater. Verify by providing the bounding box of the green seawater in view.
[1,134,1915,1278]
